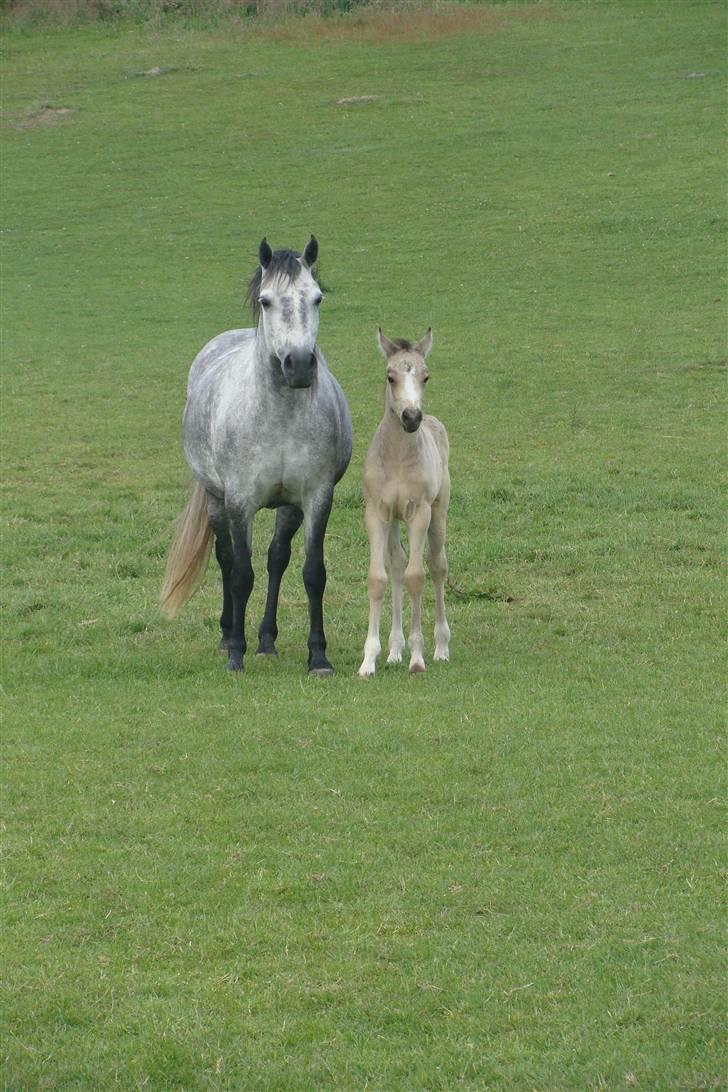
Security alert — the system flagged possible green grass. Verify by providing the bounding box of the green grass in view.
[1,1,726,1087]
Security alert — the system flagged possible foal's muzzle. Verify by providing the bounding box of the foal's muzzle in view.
[401,407,423,433]
[283,351,317,389]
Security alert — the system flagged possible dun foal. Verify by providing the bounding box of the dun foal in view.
[358,329,451,677]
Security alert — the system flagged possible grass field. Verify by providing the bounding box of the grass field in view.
[1,1,726,1087]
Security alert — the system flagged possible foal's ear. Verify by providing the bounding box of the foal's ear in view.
[377,328,399,360]
[259,237,273,269]
[414,328,433,359]
[302,235,318,268]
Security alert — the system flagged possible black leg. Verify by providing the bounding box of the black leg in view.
[226,509,254,673]
[257,505,303,656]
[208,497,234,652]
[214,534,234,651]
[303,490,334,676]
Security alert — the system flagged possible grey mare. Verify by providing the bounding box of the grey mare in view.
[161,236,352,675]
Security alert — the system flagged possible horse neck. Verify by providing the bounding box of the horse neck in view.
[254,322,272,367]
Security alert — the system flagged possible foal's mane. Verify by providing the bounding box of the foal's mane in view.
[245,249,320,322]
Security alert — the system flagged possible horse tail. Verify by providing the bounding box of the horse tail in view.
[160,481,214,618]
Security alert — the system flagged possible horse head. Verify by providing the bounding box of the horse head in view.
[250,236,323,389]
[377,328,433,433]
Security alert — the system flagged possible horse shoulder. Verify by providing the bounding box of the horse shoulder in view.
[423,414,449,457]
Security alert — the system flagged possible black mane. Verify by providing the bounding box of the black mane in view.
[245,249,319,322]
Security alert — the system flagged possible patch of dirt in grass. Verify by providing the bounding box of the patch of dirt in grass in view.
[336,94,381,106]
[12,105,74,130]
[266,3,557,45]
[130,66,178,78]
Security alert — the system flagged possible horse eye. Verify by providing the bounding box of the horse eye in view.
[423,375,430,383]
[314,295,323,307]
[259,297,271,310]
[387,375,395,384]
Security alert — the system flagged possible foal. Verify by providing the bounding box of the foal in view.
[358,329,451,677]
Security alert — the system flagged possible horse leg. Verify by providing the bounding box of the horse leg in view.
[225,506,254,673]
[358,507,390,678]
[404,505,432,674]
[257,504,304,656]
[386,522,407,665]
[302,488,335,676]
[427,494,450,662]
[208,495,234,653]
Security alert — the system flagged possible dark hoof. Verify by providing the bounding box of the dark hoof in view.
[308,652,334,677]
[226,653,243,673]
[256,640,278,657]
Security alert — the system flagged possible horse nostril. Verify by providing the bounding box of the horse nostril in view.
[401,408,422,432]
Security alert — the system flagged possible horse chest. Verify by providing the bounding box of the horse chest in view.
[365,429,442,522]
[365,464,435,523]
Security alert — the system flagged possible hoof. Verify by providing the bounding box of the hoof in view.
[309,666,335,678]
[409,661,426,675]
[256,635,278,656]
[226,653,243,673]
[256,648,279,658]
[358,666,375,678]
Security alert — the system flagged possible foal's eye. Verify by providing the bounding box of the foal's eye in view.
[259,297,271,310]
[387,375,395,384]
[313,295,323,307]
[423,374,430,383]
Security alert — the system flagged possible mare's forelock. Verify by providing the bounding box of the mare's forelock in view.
[246,250,319,322]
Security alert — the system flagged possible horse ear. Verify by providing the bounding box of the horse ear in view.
[414,328,433,358]
[259,238,273,269]
[302,235,318,268]
[377,328,398,360]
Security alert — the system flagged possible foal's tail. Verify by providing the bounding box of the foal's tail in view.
[160,481,214,618]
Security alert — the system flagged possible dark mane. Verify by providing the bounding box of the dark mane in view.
[245,249,319,322]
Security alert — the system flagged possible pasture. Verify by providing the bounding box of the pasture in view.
[1,1,725,1087]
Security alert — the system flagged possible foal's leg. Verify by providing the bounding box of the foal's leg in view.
[257,504,304,656]
[358,507,390,677]
[208,495,234,653]
[302,487,335,676]
[427,494,450,662]
[404,505,432,674]
[225,505,254,673]
[386,522,407,665]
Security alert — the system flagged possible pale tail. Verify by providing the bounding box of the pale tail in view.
[160,481,213,618]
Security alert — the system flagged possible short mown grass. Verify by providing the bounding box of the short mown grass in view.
[1,1,726,1087]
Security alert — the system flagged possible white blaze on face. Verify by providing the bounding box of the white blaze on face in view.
[260,262,321,364]
[400,366,422,412]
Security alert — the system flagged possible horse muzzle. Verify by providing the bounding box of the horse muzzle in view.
[282,351,317,389]
[401,407,423,433]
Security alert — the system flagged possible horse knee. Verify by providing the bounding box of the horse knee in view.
[303,555,326,598]
[267,538,291,576]
[404,566,425,599]
[231,567,254,601]
[429,550,448,580]
[368,571,387,602]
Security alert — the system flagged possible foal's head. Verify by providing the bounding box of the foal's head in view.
[247,236,323,389]
[377,328,433,433]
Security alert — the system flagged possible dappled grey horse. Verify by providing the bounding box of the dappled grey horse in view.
[161,237,352,676]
